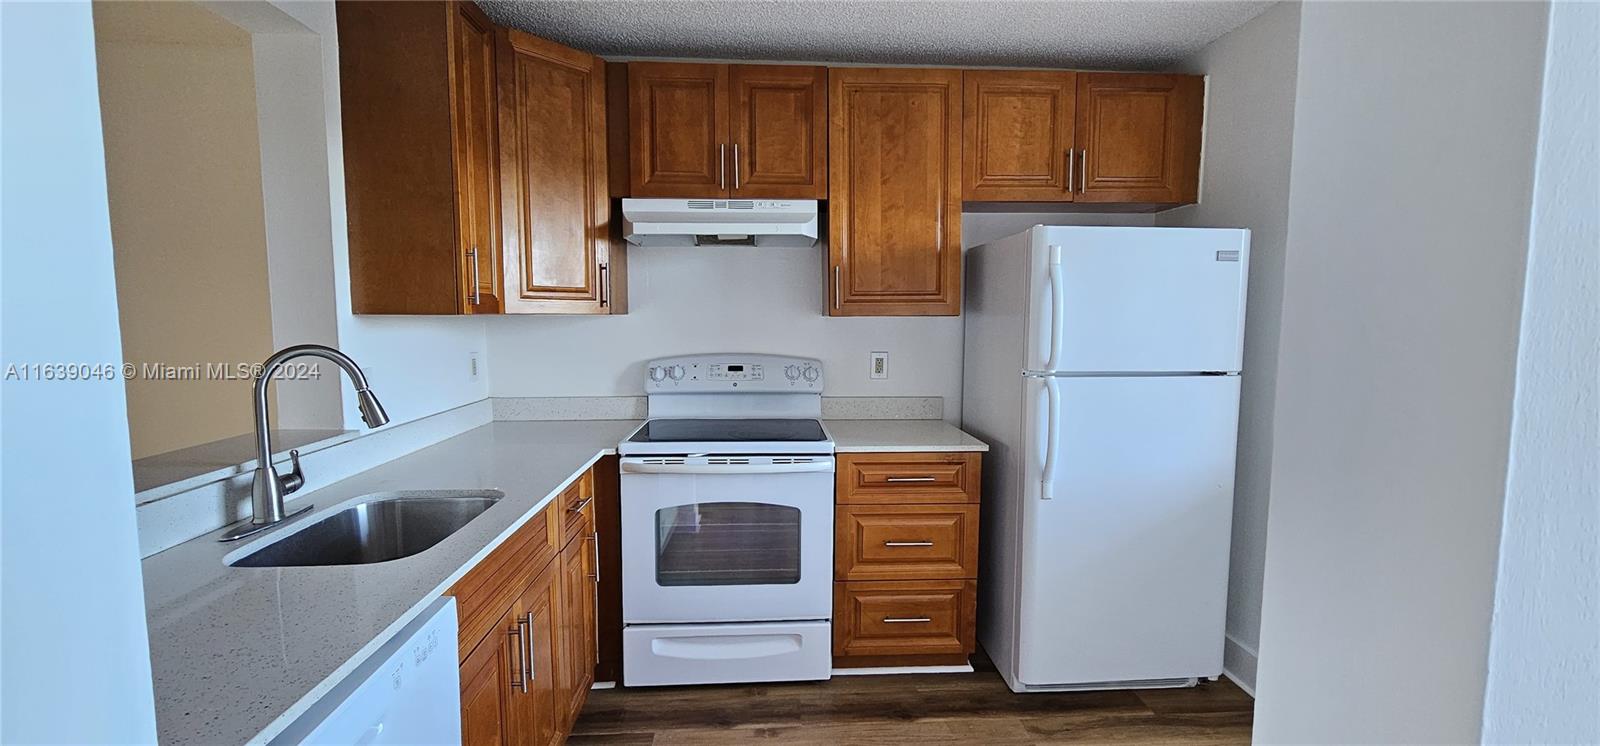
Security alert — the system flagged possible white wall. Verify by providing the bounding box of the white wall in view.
[487,212,1153,419]
[1155,1,1301,694]
[1253,2,1548,742]
[0,2,159,740]
[1482,3,1600,742]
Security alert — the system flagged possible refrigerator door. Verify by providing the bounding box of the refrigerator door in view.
[1025,227,1249,374]
[1017,374,1238,687]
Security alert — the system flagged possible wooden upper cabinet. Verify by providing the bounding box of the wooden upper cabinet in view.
[962,70,1077,202]
[828,67,963,316]
[729,65,827,198]
[628,62,729,197]
[495,30,620,314]
[451,1,503,313]
[626,62,827,198]
[339,1,503,314]
[1075,72,1204,204]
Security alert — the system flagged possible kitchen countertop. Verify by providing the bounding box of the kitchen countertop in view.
[139,420,640,746]
[824,419,989,453]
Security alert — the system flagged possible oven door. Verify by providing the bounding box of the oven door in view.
[620,456,835,624]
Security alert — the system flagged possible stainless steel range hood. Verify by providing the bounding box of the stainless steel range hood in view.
[622,198,820,248]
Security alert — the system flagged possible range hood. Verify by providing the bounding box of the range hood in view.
[622,198,820,248]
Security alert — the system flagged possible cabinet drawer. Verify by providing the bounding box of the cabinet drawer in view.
[835,504,978,581]
[557,469,596,546]
[836,453,980,504]
[449,506,559,662]
[833,580,976,658]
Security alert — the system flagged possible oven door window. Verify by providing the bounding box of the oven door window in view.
[655,502,801,586]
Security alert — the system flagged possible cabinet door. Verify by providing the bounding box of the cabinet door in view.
[962,70,1076,201]
[628,62,729,197]
[448,0,503,313]
[558,535,597,729]
[729,65,827,199]
[496,30,613,314]
[828,67,963,316]
[506,566,562,746]
[460,599,522,746]
[1075,72,1203,204]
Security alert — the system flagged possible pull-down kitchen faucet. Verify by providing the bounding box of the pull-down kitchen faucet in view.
[219,344,390,542]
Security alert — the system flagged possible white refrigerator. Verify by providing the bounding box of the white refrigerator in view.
[962,225,1248,692]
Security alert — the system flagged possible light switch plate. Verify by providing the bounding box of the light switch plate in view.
[869,351,888,380]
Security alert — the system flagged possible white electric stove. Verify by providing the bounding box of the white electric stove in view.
[618,353,836,687]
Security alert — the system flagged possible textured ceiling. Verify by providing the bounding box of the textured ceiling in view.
[477,0,1275,70]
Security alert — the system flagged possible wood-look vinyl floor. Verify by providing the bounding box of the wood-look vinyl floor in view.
[570,656,1254,744]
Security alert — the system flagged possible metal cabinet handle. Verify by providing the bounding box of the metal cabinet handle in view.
[509,619,529,693]
[1079,148,1088,192]
[883,617,933,624]
[885,476,937,483]
[568,496,593,513]
[522,612,536,686]
[598,263,609,307]
[719,143,726,191]
[884,540,935,547]
[833,265,841,310]
[467,246,481,306]
[1066,149,1074,194]
[732,143,741,190]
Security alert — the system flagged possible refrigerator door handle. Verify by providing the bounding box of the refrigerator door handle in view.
[1040,377,1060,500]
[1045,245,1066,370]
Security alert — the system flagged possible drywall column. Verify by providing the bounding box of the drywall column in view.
[1481,2,1600,742]
[1253,2,1549,742]
[1154,1,1302,693]
[0,2,160,741]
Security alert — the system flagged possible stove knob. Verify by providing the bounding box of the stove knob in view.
[668,364,686,381]
[648,366,666,383]
[802,366,819,382]
[784,365,801,381]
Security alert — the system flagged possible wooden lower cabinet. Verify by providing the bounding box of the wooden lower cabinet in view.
[454,467,600,745]
[558,533,597,730]
[833,451,982,668]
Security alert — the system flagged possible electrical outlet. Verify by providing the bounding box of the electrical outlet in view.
[870,351,889,380]
[469,352,480,380]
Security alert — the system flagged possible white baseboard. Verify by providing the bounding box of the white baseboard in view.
[832,664,974,676]
[1222,633,1259,697]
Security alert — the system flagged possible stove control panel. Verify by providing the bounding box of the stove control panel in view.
[645,354,823,393]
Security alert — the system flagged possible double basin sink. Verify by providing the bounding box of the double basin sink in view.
[229,491,503,568]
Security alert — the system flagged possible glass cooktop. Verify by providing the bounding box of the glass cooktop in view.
[627,418,827,443]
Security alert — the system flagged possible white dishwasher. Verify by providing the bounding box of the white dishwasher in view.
[269,597,461,745]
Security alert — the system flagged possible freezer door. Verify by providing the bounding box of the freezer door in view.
[1026,227,1248,374]
[1018,375,1238,686]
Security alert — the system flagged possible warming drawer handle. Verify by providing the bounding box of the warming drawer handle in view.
[620,460,835,475]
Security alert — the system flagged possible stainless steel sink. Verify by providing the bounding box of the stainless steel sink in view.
[229,491,503,568]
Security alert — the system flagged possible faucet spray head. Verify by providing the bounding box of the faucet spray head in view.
[356,388,390,428]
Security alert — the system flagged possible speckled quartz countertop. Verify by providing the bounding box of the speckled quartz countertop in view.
[140,420,640,746]
[824,419,989,452]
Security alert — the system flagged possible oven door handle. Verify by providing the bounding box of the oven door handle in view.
[620,459,835,475]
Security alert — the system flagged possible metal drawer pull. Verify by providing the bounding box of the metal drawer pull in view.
[568,497,593,513]
[884,476,937,483]
[510,619,529,693]
[523,612,536,685]
[883,540,935,547]
[883,617,933,624]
